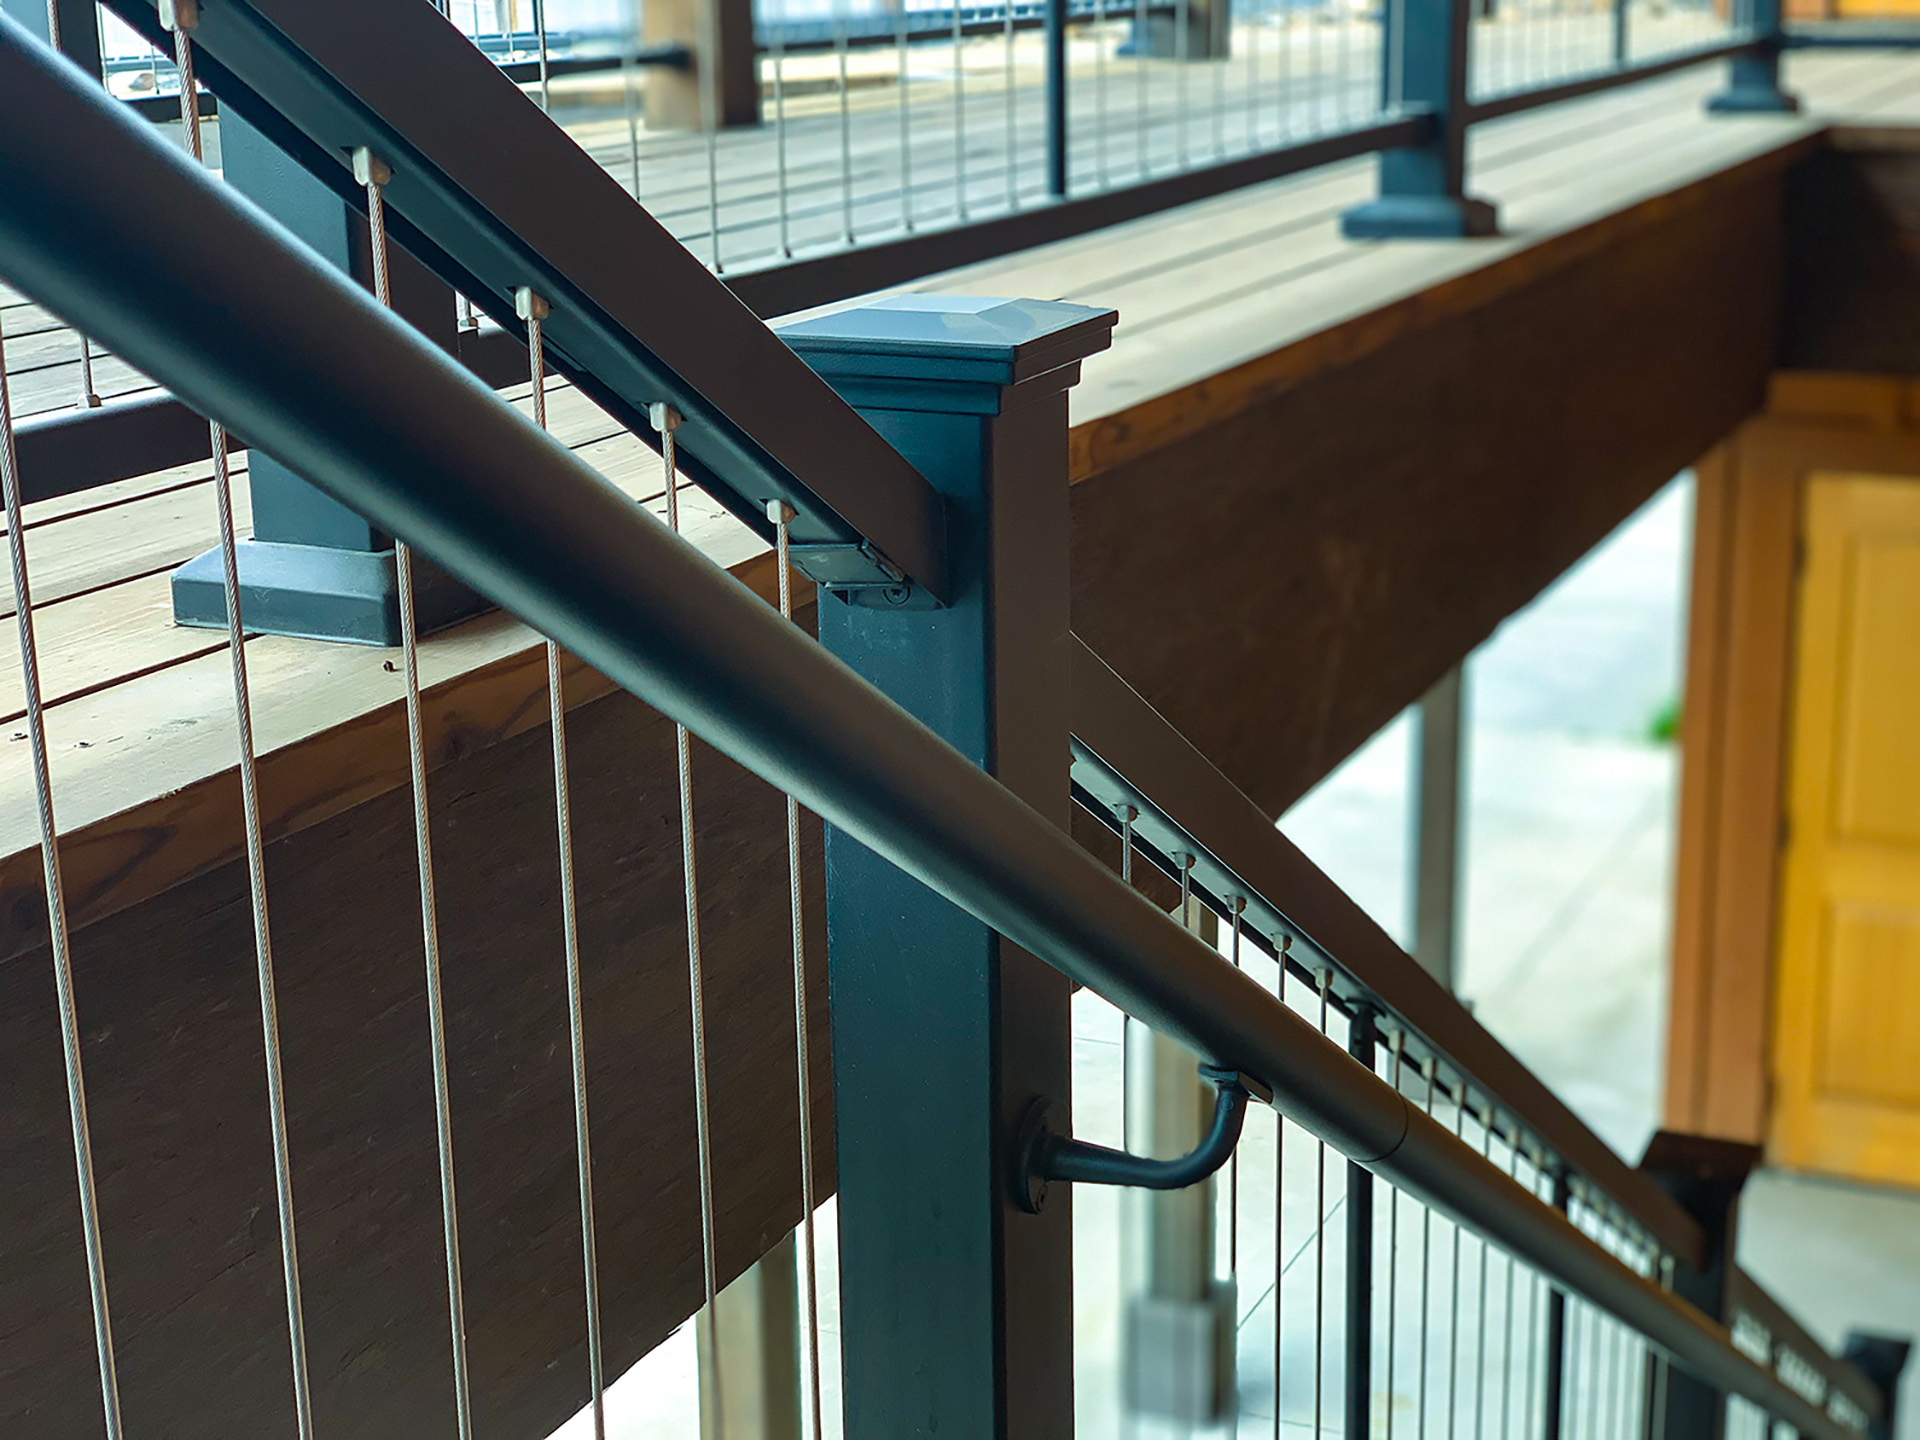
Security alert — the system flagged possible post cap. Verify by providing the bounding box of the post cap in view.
[776,295,1118,393]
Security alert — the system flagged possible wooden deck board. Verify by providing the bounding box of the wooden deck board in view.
[0,50,1912,951]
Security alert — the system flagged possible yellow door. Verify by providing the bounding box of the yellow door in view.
[1771,473,1920,1188]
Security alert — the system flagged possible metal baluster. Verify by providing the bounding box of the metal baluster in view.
[1212,0,1224,155]
[158,10,316,1436]
[1476,1107,1492,1440]
[648,401,727,1437]
[353,142,476,1440]
[621,1,643,200]
[1005,0,1018,208]
[533,0,552,109]
[0,187,125,1440]
[898,3,914,231]
[43,0,102,410]
[769,501,826,1440]
[1228,897,1246,1282]
[1448,1083,1465,1440]
[953,0,969,219]
[1313,967,1331,1440]
[517,287,607,1440]
[1096,0,1111,183]
[837,0,855,242]
[706,0,725,267]
[1275,944,1291,1440]
[1245,0,1260,150]
[1175,0,1190,165]
[771,0,792,255]
[1585,1249,1603,1440]
[1135,0,1149,175]
[1385,1031,1407,1440]
[1501,1128,1520,1440]
[1419,1054,1438,1440]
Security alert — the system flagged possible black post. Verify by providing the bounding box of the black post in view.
[1842,1334,1911,1440]
[1544,1171,1571,1440]
[1341,0,1495,239]
[1046,0,1068,197]
[0,0,101,75]
[169,111,488,644]
[1706,0,1797,113]
[1345,1007,1378,1440]
[1612,0,1629,69]
[781,294,1116,1440]
[1637,1131,1762,1440]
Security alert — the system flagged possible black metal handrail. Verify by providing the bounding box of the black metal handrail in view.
[0,25,1873,1438]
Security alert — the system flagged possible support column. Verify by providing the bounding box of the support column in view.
[643,0,759,130]
[1341,0,1496,239]
[1344,1008,1377,1440]
[1129,0,1233,61]
[1706,0,1797,115]
[170,112,488,644]
[1411,664,1466,992]
[780,294,1116,1440]
[1637,1131,1761,1440]
[1544,1171,1571,1440]
[1841,1334,1911,1440]
[1121,892,1237,1428]
[698,1231,804,1440]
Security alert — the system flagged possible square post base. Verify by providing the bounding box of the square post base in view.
[171,539,491,647]
[1342,194,1499,239]
[1705,87,1800,114]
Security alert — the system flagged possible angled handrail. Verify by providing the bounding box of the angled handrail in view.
[0,23,1867,1440]
[1065,635,1886,1429]
[97,0,949,601]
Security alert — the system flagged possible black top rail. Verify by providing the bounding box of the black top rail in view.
[0,25,1871,1438]
[97,0,952,602]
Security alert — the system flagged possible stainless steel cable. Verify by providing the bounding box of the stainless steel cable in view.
[837,0,855,242]
[1096,0,1111,184]
[0,214,125,1440]
[771,0,792,256]
[1475,1106,1491,1440]
[1419,1054,1437,1440]
[533,0,552,109]
[770,500,826,1440]
[46,0,104,410]
[1227,897,1245,1280]
[1447,1082,1465,1440]
[167,12,315,1435]
[1134,0,1149,175]
[621,4,643,200]
[1274,948,1290,1440]
[1313,966,1330,1440]
[1501,1127,1520,1440]
[357,145,476,1440]
[1385,1029,1405,1440]
[897,5,914,232]
[1174,0,1190,166]
[952,0,968,220]
[649,402,726,1436]
[705,7,724,268]
[520,288,607,1440]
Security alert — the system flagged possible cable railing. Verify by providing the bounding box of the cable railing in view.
[0,11,1903,1439]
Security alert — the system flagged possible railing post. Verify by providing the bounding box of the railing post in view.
[779,295,1117,1440]
[1637,1131,1762,1440]
[169,111,488,644]
[1341,0,1496,239]
[1046,0,1069,197]
[1842,1334,1911,1440]
[1345,1006,1378,1440]
[1705,0,1797,113]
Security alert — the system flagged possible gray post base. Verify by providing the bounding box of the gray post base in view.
[1706,51,1799,113]
[172,539,493,647]
[1342,194,1499,239]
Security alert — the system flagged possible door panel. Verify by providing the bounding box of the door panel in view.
[1771,474,1920,1187]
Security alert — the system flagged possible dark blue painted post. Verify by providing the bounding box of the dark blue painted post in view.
[170,112,487,643]
[1544,1170,1571,1440]
[779,294,1115,1440]
[1843,1334,1911,1440]
[1345,1007,1378,1440]
[1341,0,1496,239]
[1046,0,1068,196]
[1706,0,1797,113]
[1637,1131,1761,1440]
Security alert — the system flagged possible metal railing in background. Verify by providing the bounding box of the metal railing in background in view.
[1,16,1903,1439]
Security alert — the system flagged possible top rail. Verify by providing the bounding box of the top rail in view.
[0,24,1869,1437]
[97,0,951,601]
